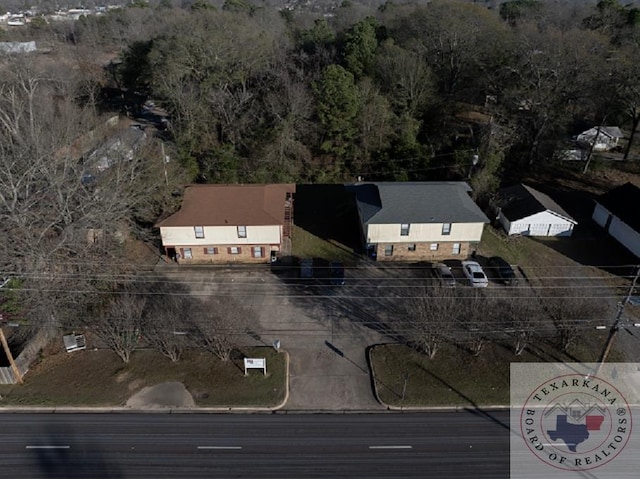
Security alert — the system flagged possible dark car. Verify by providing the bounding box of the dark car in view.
[432,262,456,287]
[299,258,314,279]
[488,256,518,285]
[329,261,345,285]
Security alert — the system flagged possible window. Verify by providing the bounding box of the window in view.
[229,247,241,255]
[253,246,263,258]
[194,226,204,239]
[183,248,192,259]
[237,226,247,238]
[430,243,438,251]
[452,243,461,255]
[204,247,218,255]
[400,223,410,236]
[442,223,451,235]
[408,244,416,252]
[384,245,394,256]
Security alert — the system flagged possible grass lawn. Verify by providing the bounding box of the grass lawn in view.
[478,226,580,269]
[291,225,359,264]
[370,335,623,408]
[0,346,286,408]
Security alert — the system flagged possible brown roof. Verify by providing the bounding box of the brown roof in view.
[156,184,295,227]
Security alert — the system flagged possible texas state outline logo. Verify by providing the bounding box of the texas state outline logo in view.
[519,372,632,471]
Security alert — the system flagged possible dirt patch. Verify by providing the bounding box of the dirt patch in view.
[127,378,144,391]
[126,382,195,409]
[115,371,130,383]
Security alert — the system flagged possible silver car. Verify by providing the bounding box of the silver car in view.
[461,260,488,288]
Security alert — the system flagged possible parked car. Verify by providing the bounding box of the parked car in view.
[461,260,489,288]
[432,262,456,287]
[299,258,313,279]
[488,256,518,286]
[329,261,345,285]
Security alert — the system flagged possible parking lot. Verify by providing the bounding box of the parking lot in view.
[159,264,387,410]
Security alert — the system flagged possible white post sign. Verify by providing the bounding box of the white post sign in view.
[244,357,266,376]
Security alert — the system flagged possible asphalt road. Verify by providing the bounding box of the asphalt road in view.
[0,411,510,478]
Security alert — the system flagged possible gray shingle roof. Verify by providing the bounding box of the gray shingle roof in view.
[347,182,489,224]
[495,184,575,222]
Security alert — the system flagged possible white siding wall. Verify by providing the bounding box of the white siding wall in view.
[160,225,281,246]
[506,211,575,237]
[499,215,511,235]
[366,222,484,243]
[607,217,640,258]
[592,203,610,228]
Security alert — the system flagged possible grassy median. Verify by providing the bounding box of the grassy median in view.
[370,335,619,408]
[0,346,286,408]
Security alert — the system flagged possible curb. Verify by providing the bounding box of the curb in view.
[272,349,290,411]
[368,344,512,413]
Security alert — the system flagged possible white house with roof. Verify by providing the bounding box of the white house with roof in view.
[592,183,640,258]
[347,182,489,261]
[577,126,624,151]
[156,184,295,264]
[493,184,577,237]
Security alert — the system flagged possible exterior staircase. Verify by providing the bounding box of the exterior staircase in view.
[283,192,293,239]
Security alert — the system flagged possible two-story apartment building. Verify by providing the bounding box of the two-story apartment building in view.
[347,182,489,261]
[156,184,295,264]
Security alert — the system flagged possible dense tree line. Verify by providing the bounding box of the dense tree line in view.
[4,0,638,191]
[97,0,639,190]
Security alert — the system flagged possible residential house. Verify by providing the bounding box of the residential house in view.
[156,184,295,264]
[347,182,489,261]
[0,41,36,54]
[87,124,147,172]
[577,126,624,152]
[493,184,577,237]
[592,183,640,258]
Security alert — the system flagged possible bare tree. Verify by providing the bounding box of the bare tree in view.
[191,297,248,361]
[92,293,146,363]
[0,57,184,332]
[497,294,546,356]
[404,284,462,359]
[142,291,194,362]
[546,286,608,352]
[459,292,495,356]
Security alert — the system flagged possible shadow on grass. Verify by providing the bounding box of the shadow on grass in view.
[365,345,404,401]
[294,184,363,254]
[415,363,511,432]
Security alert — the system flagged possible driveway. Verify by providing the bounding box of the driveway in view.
[158,264,386,410]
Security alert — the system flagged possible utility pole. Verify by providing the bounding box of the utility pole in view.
[400,373,409,411]
[597,266,640,368]
[0,278,22,384]
[0,328,23,384]
[583,124,603,175]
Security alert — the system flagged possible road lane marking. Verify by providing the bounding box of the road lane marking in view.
[369,445,413,450]
[25,446,70,450]
[197,446,242,450]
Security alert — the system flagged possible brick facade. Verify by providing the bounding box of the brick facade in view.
[174,244,273,264]
[373,241,473,262]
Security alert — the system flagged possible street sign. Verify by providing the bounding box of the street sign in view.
[244,358,266,376]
